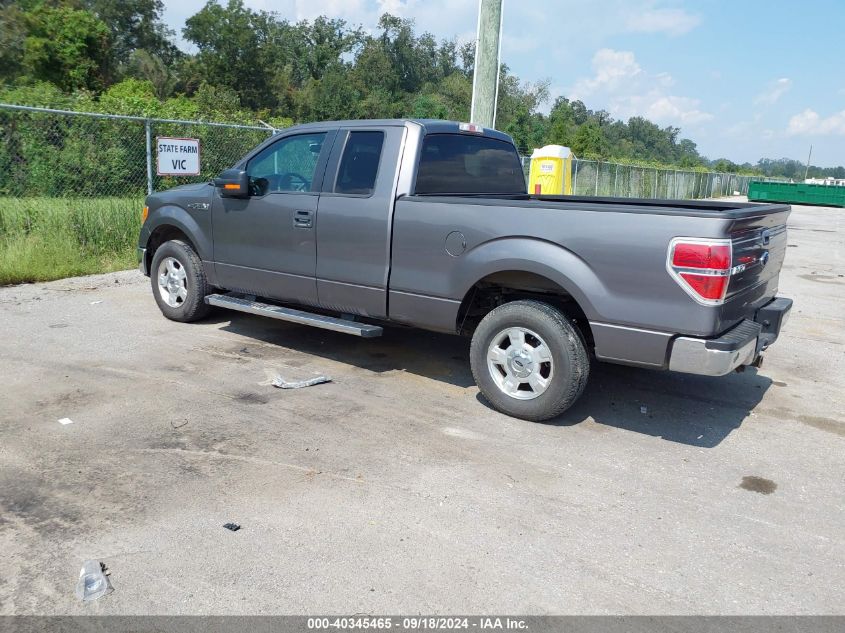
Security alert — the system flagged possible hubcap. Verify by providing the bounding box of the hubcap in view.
[487,327,553,400]
[157,256,188,308]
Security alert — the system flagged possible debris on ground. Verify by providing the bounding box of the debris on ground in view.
[90,300,103,305]
[640,405,648,414]
[223,523,241,532]
[75,560,112,601]
[271,375,332,389]
[58,418,74,425]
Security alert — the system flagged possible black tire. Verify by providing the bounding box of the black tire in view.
[149,239,211,322]
[470,300,590,421]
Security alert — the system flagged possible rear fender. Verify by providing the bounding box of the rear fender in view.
[455,237,604,319]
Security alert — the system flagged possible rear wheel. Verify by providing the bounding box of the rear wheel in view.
[150,239,211,322]
[470,300,590,421]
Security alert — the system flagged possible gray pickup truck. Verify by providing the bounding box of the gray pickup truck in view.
[138,119,792,421]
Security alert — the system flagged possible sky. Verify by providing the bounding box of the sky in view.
[162,0,845,167]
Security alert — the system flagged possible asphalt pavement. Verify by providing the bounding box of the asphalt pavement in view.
[0,202,842,615]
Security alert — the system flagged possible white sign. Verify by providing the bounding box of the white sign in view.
[156,137,200,176]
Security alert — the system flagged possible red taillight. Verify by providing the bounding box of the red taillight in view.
[678,273,729,301]
[667,238,732,305]
[672,243,730,270]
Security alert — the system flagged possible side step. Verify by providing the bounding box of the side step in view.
[205,293,383,338]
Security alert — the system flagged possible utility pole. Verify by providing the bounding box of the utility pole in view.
[470,0,504,129]
[804,145,813,181]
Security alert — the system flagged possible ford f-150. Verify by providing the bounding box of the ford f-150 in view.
[138,119,792,421]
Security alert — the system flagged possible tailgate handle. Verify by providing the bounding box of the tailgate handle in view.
[760,229,771,245]
[293,210,313,228]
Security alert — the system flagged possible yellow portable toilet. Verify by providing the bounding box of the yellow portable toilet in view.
[528,145,574,195]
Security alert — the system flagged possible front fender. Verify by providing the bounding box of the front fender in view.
[140,204,212,262]
[454,237,607,320]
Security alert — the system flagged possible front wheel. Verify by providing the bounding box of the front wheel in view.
[470,300,590,421]
[150,239,211,322]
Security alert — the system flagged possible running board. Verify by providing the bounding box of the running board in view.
[205,294,383,337]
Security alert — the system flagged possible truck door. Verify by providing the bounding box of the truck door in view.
[315,126,407,317]
[212,130,336,305]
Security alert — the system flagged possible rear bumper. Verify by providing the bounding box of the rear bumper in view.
[668,297,792,376]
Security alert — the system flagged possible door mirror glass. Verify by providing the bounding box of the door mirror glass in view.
[214,169,249,198]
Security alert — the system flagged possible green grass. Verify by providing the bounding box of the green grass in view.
[0,197,142,285]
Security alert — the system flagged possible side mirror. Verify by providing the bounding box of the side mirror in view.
[214,169,249,198]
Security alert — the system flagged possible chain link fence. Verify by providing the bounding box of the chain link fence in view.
[1,103,772,202]
[520,157,761,200]
[0,103,778,284]
[0,103,274,198]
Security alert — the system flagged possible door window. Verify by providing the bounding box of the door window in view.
[247,132,327,196]
[334,131,384,195]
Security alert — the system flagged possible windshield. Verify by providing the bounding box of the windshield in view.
[415,133,527,195]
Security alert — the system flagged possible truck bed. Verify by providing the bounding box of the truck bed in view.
[391,194,790,345]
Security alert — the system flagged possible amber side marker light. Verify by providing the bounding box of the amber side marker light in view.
[142,206,149,222]
[223,183,240,190]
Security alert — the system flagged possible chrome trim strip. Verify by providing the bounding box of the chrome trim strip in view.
[588,321,670,335]
[666,236,733,306]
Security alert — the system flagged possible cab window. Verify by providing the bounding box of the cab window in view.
[334,131,384,195]
[247,132,326,196]
[415,134,526,195]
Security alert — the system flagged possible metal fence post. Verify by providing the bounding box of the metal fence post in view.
[614,164,619,197]
[145,119,153,196]
[573,160,579,195]
[595,161,600,196]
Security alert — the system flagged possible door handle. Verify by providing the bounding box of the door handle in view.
[293,210,313,228]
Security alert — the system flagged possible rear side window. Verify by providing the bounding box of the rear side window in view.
[415,134,526,195]
[335,131,384,195]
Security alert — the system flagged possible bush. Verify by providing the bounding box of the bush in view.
[0,197,141,284]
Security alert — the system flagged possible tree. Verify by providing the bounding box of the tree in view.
[183,0,279,109]
[83,0,180,67]
[4,4,826,175]
[572,122,609,158]
[712,158,740,173]
[495,69,549,152]
[125,50,176,99]
[547,97,576,147]
[677,138,702,167]
[284,17,363,84]
[0,3,27,82]
[21,5,112,92]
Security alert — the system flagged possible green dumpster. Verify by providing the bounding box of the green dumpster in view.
[748,181,845,207]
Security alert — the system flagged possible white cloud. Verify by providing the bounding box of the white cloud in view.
[625,8,701,36]
[571,49,642,98]
[636,95,713,124]
[569,48,712,127]
[787,109,845,135]
[376,0,405,14]
[754,78,792,106]
[654,72,674,88]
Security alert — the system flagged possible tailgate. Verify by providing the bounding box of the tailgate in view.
[720,204,790,326]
